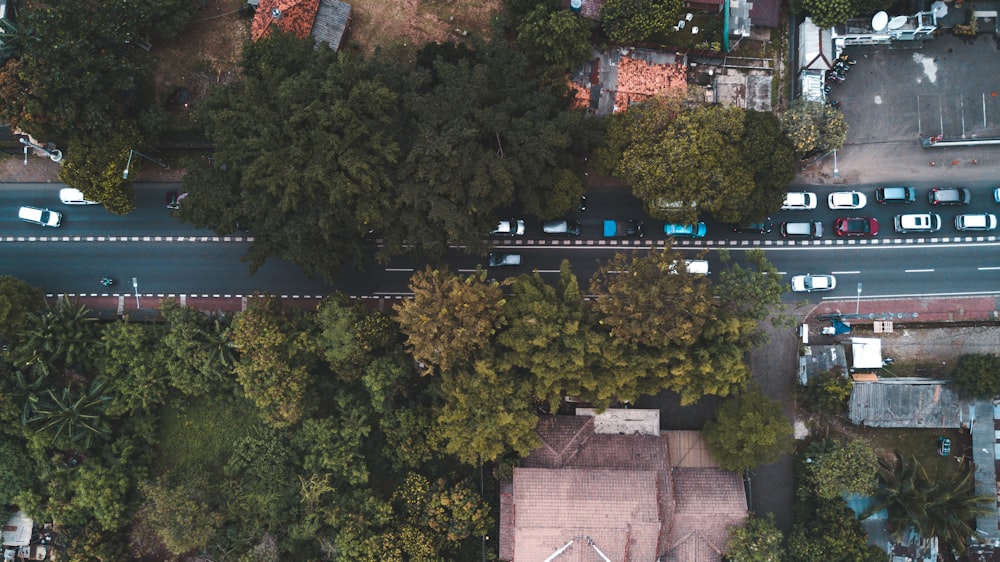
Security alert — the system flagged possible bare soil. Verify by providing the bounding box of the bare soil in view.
[344,0,502,58]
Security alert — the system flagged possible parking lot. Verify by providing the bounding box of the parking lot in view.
[799,33,1000,186]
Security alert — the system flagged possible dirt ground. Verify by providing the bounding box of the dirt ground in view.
[344,0,501,58]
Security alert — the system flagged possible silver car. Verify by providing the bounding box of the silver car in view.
[488,253,521,267]
[491,219,526,236]
[790,274,837,293]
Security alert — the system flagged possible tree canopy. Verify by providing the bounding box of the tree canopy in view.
[950,353,1000,397]
[704,390,794,472]
[780,98,848,157]
[604,96,796,223]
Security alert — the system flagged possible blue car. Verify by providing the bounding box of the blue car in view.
[664,222,707,238]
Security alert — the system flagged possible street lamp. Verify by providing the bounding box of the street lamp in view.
[132,277,140,309]
[122,149,169,180]
[832,148,839,179]
[19,137,63,164]
[856,282,863,315]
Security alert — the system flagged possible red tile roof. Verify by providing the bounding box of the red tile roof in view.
[614,55,687,113]
[252,0,321,41]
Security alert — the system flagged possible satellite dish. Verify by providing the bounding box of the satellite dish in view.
[887,15,908,30]
[872,11,889,31]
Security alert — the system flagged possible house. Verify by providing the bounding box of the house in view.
[251,0,352,51]
[498,409,747,562]
[798,344,848,385]
[2,512,48,561]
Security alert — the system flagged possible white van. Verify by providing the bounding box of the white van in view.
[669,259,710,275]
[59,188,99,205]
[780,221,823,238]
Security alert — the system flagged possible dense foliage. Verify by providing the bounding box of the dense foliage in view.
[780,98,848,157]
[801,438,878,500]
[704,390,794,472]
[182,33,593,281]
[600,95,796,223]
[950,353,1000,397]
[724,513,784,562]
[0,254,784,558]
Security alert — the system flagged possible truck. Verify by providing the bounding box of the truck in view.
[603,219,645,238]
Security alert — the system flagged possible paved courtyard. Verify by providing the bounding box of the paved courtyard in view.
[800,32,1000,185]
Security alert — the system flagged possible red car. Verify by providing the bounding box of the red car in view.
[834,217,878,237]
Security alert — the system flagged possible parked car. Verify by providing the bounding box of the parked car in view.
[955,213,998,231]
[663,222,707,238]
[488,252,521,267]
[834,217,878,237]
[670,259,710,275]
[18,206,62,227]
[827,191,867,209]
[790,273,837,293]
[731,217,773,234]
[874,186,916,204]
[59,188,99,205]
[994,187,1000,204]
[928,187,971,206]
[780,221,823,238]
[603,219,645,238]
[542,219,581,236]
[165,191,188,210]
[781,192,817,210]
[491,219,526,236]
[893,213,941,234]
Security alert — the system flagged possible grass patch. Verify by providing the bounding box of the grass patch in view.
[156,394,262,476]
[860,426,969,480]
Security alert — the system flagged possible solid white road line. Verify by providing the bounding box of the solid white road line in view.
[904,269,935,273]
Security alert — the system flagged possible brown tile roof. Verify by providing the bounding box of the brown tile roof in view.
[613,55,687,113]
[664,468,748,562]
[502,412,747,562]
[566,79,592,111]
[512,468,661,561]
[252,0,321,41]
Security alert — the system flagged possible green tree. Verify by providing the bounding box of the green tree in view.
[394,268,506,376]
[725,513,784,562]
[390,473,492,554]
[69,463,129,531]
[599,0,683,42]
[797,370,853,417]
[0,437,36,506]
[738,111,796,219]
[434,359,540,464]
[796,0,854,29]
[186,32,403,281]
[21,379,114,449]
[588,248,714,348]
[138,472,223,555]
[950,353,1000,397]
[499,261,593,411]
[704,391,793,472]
[714,249,787,324]
[98,320,169,415]
[868,452,994,553]
[0,275,45,347]
[160,300,237,397]
[788,497,888,562]
[802,439,878,500]
[780,98,847,156]
[56,126,142,215]
[516,6,594,72]
[231,295,320,428]
[12,299,101,380]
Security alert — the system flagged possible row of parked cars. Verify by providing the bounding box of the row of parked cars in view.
[15,189,99,227]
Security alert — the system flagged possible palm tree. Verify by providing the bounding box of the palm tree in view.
[866,451,994,553]
[21,379,113,449]
[12,299,99,380]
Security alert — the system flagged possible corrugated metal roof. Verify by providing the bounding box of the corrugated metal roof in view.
[312,0,351,51]
[849,379,968,428]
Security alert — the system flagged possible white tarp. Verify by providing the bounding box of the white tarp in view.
[852,337,883,369]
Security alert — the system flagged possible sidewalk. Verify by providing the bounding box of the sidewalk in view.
[805,295,1000,325]
[0,151,186,183]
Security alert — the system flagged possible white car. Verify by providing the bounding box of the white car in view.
[781,192,817,210]
[18,206,62,227]
[491,219,526,236]
[790,273,837,293]
[828,191,867,209]
[59,188,99,205]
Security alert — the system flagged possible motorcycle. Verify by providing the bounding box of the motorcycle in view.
[838,53,857,65]
[100,277,114,287]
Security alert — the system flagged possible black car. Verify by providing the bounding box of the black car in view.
[731,217,773,234]
[875,186,916,204]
